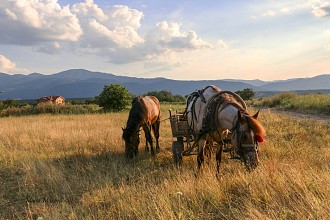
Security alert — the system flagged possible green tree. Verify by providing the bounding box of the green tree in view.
[235,88,255,101]
[3,98,19,108]
[96,84,132,112]
[144,90,185,102]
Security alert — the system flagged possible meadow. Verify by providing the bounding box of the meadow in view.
[0,104,329,219]
[252,93,330,116]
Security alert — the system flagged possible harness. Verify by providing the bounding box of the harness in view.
[204,92,227,141]
[185,88,257,156]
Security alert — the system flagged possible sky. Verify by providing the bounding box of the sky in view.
[0,0,329,81]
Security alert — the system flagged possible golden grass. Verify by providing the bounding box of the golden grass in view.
[0,105,329,219]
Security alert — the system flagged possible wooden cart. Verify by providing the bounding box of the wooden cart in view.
[169,110,196,165]
[169,109,234,165]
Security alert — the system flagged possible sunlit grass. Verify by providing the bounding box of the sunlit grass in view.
[0,104,329,219]
[253,93,330,115]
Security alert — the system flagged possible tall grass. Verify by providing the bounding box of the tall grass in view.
[0,105,329,219]
[253,93,330,115]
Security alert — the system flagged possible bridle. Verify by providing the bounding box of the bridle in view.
[230,115,258,154]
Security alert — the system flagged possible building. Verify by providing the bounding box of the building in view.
[37,96,65,105]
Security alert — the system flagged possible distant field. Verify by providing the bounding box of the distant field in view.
[0,104,329,219]
[252,93,330,116]
[255,89,330,98]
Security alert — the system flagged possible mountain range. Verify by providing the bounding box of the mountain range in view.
[0,69,329,100]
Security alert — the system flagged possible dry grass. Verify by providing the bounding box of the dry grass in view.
[0,105,329,219]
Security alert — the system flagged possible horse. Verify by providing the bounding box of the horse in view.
[186,85,266,172]
[122,96,161,158]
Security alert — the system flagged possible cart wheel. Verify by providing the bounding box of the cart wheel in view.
[172,138,183,165]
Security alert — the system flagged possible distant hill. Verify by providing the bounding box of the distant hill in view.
[0,69,329,99]
[257,75,330,91]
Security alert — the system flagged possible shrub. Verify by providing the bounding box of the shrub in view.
[235,88,255,101]
[95,84,132,112]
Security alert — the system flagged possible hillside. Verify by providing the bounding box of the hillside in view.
[0,69,329,99]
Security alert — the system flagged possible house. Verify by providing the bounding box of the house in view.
[37,96,65,105]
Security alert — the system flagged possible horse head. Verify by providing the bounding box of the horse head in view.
[122,127,140,158]
[231,110,266,170]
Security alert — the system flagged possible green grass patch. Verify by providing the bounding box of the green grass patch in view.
[253,93,330,115]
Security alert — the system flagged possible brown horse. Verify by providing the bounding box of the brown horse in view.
[186,85,266,172]
[122,96,161,158]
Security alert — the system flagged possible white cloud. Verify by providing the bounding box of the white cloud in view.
[312,2,330,17]
[34,42,62,54]
[0,55,29,74]
[152,21,212,51]
[262,9,276,17]
[250,15,257,20]
[217,39,229,50]
[325,44,330,50]
[0,0,213,71]
[251,2,307,20]
[72,3,144,49]
[0,0,82,45]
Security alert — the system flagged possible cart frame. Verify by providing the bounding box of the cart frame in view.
[169,110,199,165]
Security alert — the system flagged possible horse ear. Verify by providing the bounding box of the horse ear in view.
[237,110,244,122]
[252,110,260,119]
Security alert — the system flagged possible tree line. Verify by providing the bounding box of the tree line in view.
[95,84,254,112]
[0,84,255,114]
[95,84,186,112]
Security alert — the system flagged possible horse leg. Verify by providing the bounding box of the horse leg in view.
[144,124,155,156]
[142,126,149,152]
[216,143,224,175]
[197,138,206,170]
[148,131,155,156]
[204,134,213,162]
[152,120,160,152]
[134,144,139,157]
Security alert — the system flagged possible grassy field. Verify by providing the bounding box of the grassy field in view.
[252,93,330,116]
[0,104,329,219]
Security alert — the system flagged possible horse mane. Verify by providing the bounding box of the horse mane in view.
[246,116,267,136]
[122,96,147,140]
[221,93,266,136]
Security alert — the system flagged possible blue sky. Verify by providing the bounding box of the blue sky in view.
[0,0,329,80]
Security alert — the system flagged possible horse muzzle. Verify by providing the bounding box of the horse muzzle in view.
[240,144,259,170]
[125,148,134,159]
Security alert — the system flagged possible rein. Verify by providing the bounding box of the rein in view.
[160,117,170,123]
